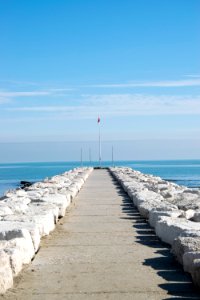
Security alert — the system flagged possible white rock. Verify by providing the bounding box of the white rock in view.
[183,251,200,288]
[8,238,34,274]
[149,209,181,228]
[0,250,13,294]
[66,187,78,199]
[0,204,13,216]
[26,190,44,198]
[2,211,55,237]
[41,194,71,217]
[155,216,200,245]
[137,199,163,218]
[173,192,200,211]
[183,251,200,273]
[0,222,40,252]
[29,202,59,224]
[4,247,23,276]
[182,209,196,220]
[16,190,28,197]
[172,236,200,264]
[2,198,29,214]
[131,190,163,209]
[73,179,84,190]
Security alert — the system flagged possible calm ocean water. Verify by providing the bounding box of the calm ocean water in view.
[0,160,200,196]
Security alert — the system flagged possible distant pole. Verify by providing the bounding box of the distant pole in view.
[81,148,83,167]
[112,145,114,166]
[89,148,91,164]
[98,116,101,167]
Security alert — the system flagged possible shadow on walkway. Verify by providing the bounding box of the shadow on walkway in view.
[109,174,200,300]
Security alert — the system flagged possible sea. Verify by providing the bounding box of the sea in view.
[0,160,200,197]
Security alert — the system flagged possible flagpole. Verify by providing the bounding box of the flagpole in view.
[81,148,83,167]
[99,120,101,167]
[98,116,101,167]
[112,145,114,166]
[89,148,91,164]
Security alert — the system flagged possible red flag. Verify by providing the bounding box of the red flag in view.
[97,116,100,123]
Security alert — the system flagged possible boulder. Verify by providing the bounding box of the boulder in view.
[40,194,71,217]
[191,210,200,222]
[131,190,163,209]
[0,250,13,294]
[0,204,13,217]
[172,236,200,265]
[181,209,196,220]
[183,251,200,288]
[149,209,181,228]
[20,181,33,189]
[0,222,40,252]
[173,192,200,211]
[155,216,200,245]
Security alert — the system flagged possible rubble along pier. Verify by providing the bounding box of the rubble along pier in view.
[1,168,200,299]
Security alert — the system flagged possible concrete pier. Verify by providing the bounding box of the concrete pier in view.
[1,169,200,299]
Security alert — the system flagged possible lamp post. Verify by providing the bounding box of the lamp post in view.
[112,145,114,167]
[89,148,91,164]
[97,116,101,167]
[81,148,83,167]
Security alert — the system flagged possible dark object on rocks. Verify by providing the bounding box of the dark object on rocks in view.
[0,196,8,201]
[20,181,33,189]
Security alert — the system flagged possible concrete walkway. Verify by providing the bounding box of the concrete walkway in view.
[1,169,200,300]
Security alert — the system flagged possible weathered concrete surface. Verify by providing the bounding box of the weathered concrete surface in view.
[1,170,200,300]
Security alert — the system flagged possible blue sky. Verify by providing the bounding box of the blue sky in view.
[0,0,200,162]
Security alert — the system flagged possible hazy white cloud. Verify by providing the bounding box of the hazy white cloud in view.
[0,88,73,102]
[0,97,11,104]
[83,93,200,115]
[0,91,51,97]
[5,93,200,118]
[0,80,38,86]
[86,79,200,88]
[8,106,76,112]
[0,90,52,105]
[184,74,200,78]
[48,88,74,92]
[0,80,75,90]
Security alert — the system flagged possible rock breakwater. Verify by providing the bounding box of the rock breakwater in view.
[0,167,93,294]
[110,167,200,288]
